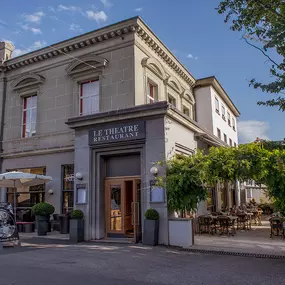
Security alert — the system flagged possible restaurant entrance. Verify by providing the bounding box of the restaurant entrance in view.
[105,177,141,242]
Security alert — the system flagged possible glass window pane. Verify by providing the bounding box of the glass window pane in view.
[91,95,99,113]
[63,191,74,214]
[110,186,122,231]
[63,165,74,191]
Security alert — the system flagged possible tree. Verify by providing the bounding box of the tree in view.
[217,0,285,110]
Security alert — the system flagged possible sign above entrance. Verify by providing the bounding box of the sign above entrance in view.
[89,121,145,145]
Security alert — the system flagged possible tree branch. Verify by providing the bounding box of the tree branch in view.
[253,0,285,20]
[242,36,283,69]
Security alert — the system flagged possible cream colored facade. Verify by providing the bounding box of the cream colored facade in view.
[0,17,240,242]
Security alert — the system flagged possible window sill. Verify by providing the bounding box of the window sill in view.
[215,110,220,115]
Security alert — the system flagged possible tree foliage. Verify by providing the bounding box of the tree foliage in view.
[160,142,285,215]
[217,0,285,110]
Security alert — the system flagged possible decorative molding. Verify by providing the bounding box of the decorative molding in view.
[182,90,195,104]
[11,73,45,93]
[66,54,108,79]
[141,57,167,80]
[166,75,183,94]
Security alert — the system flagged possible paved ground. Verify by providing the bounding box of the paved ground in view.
[1,241,285,285]
[194,218,285,256]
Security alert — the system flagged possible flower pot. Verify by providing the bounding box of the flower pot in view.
[143,219,159,246]
[69,219,84,242]
[35,215,50,236]
[59,215,70,234]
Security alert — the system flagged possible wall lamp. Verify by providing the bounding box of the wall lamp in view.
[75,172,83,180]
[150,166,159,176]
[48,189,54,195]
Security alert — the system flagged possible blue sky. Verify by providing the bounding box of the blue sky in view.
[1,0,283,143]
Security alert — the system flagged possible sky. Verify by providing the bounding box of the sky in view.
[0,0,284,143]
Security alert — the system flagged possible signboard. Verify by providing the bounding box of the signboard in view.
[76,184,87,204]
[150,180,165,203]
[89,121,145,145]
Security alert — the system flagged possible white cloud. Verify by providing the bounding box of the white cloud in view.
[58,5,80,12]
[135,7,143,12]
[48,6,56,13]
[69,23,83,32]
[22,25,42,34]
[100,0,113,8]
[238,120,270,143]
[187,53,198,60]
[86,10,108,23]
[23,12,45,23]
[12,40,47,57]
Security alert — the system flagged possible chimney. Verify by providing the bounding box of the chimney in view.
[0,41,15,61]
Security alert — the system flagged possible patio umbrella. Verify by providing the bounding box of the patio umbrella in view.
[0,171,52,220]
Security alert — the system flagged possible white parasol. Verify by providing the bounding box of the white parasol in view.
[0,171,52,220]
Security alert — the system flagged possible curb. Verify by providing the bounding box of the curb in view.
[177,247,285,259]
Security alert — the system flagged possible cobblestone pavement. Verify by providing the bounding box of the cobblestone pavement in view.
[0,241,285,285]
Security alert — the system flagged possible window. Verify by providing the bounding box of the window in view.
[234,142,237,147]
[183,106,190,117]
[22,95,37,138]
[229,138,232,146]
[247,189,252,199]
[221,105,226,120]
[224,133,227,144]
[217,128,221,139]
[227,111,231,126]
[80,80,99,116]
[62,164,74,214]
[6,167,46,221]
[215,97,219,113]
[232,118,236,131]
[207,188,216,212]
[147,81,157,104]
[168,95,176,107]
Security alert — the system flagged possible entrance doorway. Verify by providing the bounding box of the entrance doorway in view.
[105,177,141,242]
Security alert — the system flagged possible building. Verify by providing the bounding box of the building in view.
[0,17,240,243]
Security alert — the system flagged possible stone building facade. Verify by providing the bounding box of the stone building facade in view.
[0,17,240,243]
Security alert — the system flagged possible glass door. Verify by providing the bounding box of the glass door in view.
[105,180,125,237]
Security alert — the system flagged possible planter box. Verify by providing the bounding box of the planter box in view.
[143,219,159,246]
[35,215,50,236]
[59,215,70,234]
[69,219,84,242]
[169,218,194,248]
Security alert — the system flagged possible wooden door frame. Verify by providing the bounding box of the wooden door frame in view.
[105,176,141,239]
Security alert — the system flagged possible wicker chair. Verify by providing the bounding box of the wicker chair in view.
[198,216,215,235]
[217,216,236,236]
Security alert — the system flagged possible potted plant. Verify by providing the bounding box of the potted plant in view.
[143,208,159,246]
[31,202,55,236]
[69,209,84,242]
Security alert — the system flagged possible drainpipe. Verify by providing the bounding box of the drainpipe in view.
[0,75,7,174]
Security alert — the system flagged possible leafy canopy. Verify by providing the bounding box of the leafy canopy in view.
[217,0,285,110]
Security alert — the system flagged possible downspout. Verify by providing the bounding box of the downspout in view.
[0,76,7,174]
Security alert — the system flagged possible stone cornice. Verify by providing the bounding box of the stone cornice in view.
[2,18,138,72]
[136,19,196,87]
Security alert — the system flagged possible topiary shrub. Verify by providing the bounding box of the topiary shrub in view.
[144,208,159,220]
[31,202,55,216]
[70,209,84,220]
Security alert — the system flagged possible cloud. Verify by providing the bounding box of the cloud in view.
[69,23,83,32]
[86,10,108,23]
[12,40,47,57]
[58,5,80,12]
[187,53,198,60]
[48,6,56,13]
[22,25,42,34]
[238,120,270,143]
[100,0,113,8]
[135,7,143,12]
[23,12,45,24]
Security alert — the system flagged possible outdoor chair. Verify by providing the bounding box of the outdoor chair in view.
[237,213,250,230]
[198,215,215,235]
[269,217,284,238]
[217,216,236,236]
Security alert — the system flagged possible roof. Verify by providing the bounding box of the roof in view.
[194,76,240,117]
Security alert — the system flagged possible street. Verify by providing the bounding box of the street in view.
[0,242,284,284]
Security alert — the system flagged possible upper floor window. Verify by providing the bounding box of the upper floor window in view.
[234,142,237,147]
[215,97,219,113]
[227,111,231,126]
[22,95,37,138]
[229,138,232,146]
[232,117,236,131]
[221,105,226,120]
[224,133,227,144]
[217,128,221,139]
[147,81,158,104]
[183,106,190,117]
[80,80,99,116]
[168,95,176,107]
